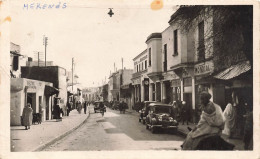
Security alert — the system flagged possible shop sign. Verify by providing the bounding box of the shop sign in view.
[134,55,147,65]
[183,77,192,87]
[171,79,180,87]
[133,78,141,85]
[194,61,214,76]
[26,80,37,91]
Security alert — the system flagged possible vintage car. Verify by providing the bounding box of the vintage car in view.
[112,101,120,110]
[145,103,178,133]
[139,101,157,124]
[94,101,106,113]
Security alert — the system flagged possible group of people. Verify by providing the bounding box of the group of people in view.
[169,100,190,125]
[75,101,89,114]
[181,91,253,150]
[118,101,127,114]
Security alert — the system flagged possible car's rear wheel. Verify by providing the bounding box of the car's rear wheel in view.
[146,124,149,129]
[142,120,145,125]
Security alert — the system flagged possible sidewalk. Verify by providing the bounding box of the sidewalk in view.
[177,123,245,150]
[11,109,90,152]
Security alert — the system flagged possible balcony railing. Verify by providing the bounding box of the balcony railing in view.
[132,69,148,78]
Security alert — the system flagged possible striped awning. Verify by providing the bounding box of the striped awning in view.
[214,61,251,80]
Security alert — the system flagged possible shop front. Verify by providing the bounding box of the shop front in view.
[11,78,56,126]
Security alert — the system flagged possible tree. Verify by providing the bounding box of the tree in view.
[169,5,253,71]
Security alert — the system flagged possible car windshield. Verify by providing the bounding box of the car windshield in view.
[154,106,171,114]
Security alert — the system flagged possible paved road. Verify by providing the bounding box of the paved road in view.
[43,106,184,151]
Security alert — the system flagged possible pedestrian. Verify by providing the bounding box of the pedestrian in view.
[181,91,225,150]
[222,91,238,138]
[122,101,127,114]
[172,101,179,120]
[119,101,123,114]
[53,104,62,121]
[84,101,87,114]
[77,101,82,114]
[181,101,189,125]
[67,101,72,116]
[243,102,253,150]
[22,103,33,130]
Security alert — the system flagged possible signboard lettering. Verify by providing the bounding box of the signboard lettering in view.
[194,61,214,76]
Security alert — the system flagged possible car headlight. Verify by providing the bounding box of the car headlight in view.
[169,117,173,122]
[152,118,156,121]
[158,116,162,121]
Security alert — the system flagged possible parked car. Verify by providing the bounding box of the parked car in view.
[145,103,178,133]
[112,101,120,110]
[139,101,157,124]
[94,101,106,113]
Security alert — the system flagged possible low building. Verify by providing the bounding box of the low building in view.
[21,66,67,115]
[11,78,58,125]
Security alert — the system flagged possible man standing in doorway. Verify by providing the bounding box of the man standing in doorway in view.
[181,101,189,125]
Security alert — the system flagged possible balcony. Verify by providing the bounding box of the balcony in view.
[132,69,148,79]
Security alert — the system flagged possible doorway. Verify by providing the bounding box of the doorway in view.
[27,93,36,113]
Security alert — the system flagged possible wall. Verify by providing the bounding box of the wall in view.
[122,69,133,85]
[147,39,162,73]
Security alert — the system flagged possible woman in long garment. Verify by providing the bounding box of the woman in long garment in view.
[222,91,238,137]
[222,103,237,137]
[22,103,33,130]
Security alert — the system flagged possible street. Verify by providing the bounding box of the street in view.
[43,105,184,151]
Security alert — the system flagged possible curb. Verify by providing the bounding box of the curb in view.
[33,112,90,151]
[177,129,188,137]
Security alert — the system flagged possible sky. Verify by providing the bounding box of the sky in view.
[10,0,178,87]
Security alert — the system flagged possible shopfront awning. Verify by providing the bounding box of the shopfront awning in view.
[44,85,59,96]
[214,61,251,80]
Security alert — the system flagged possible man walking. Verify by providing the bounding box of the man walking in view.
[84,101,87,114]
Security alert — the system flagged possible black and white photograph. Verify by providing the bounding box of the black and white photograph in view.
[0,0,259,159]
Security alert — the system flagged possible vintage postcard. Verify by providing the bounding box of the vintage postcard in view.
[0,0,259,159]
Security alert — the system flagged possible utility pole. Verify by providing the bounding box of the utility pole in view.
[38,52,40,67]
[72,58,74,92]
[43,35,48,67]
[122,57,123,70]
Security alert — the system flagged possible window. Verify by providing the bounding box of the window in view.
[173,29,178,55]
[145,60,147,69]
[137,65,138,72]
[198,21,205,61]
[142,62,143,70]
[13,56,19,71]
[139,64,141,72]
[148,48,151,66]
[164,44,167,72]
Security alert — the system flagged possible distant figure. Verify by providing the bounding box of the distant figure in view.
[84,101,87,114]
[172,101,179,120]
[53,104,62,121]
[119,101,123,114]
[181,101,189,125]
[243,102,253,150]
[67,101,72,116]
[22,103,33,130]
[77,101,82,114]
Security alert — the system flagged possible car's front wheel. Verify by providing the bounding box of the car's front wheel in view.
[139,118,141,122]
